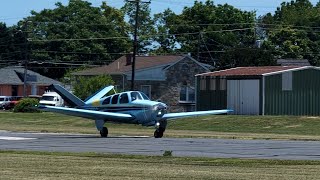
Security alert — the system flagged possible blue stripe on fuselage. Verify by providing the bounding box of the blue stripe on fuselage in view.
[80,105,149,112]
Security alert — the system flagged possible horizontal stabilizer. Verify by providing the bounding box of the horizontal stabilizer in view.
[39,105,133,120]
[162,109,232,120]
[85,85,114,105]
[49,84,84,107]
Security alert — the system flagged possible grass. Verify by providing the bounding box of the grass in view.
[1,150,320,180]
[1,111,320,140]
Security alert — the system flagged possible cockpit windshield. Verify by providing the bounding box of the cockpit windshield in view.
[130,92,142,101]
[140,92,150,100]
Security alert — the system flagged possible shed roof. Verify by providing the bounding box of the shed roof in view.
[73,55,185,76]
[0,66,61,85]
[196,66,313,77]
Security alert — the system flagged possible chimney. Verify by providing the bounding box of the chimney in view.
[126,53,132,66]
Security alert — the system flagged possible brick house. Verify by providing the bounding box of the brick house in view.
[73,55,211,112]
[0,66,61,96]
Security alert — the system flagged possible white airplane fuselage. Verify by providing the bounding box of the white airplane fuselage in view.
[81,99,167,127]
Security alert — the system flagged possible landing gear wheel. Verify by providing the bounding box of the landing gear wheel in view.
[154,127,165,138]
[100,127,108,138]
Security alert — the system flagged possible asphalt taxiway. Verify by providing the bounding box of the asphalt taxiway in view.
[1,130,320,160]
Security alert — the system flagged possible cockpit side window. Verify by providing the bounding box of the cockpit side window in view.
[140,92,150,100]
[130,92,142,101]
[102,97,111,105]
[119,93,129,104]
[111,94,119,104]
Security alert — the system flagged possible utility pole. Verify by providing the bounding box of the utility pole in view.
[127,0,150,91]
[197,32,201,61]
[23,21,29,97]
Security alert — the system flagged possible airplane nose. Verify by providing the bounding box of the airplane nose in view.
[153,103,167,117]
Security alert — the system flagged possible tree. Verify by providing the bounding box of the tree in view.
[16,0,131,79]
[0,23,13,67]
[259,0,320,65]
[73,75,114,100]
[121,1,156,54]
[151,9,177,54]
[0,23,25,67]
[155,0,256,68]
[218,48,276,68]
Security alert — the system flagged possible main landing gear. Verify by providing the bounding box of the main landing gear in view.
[100,127,108,138]
[95,120,108,138]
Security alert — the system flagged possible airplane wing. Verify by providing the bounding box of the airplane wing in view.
[39,105,133,121]
[162,109,232,120]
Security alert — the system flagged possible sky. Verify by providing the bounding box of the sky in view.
[0,0,319,26]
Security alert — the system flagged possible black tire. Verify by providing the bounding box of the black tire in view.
[154,128,164,138]
[100,127,108,138]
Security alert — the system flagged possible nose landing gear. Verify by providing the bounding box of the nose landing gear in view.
[154,127,165,138]
[154,120,167,138]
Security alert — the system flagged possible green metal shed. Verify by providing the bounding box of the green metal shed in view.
[196,66,320,116]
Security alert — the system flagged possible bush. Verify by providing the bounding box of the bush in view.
[73,75,114,100]
[163,150,173,157]
[13,98,40,113]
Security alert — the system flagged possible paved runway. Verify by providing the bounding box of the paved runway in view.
[1,130,320,160]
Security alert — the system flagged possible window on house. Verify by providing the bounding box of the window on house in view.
[181,63,189,72]
[219,77,226,90]
[210,78,216,90]
[282,71,293,91]
[200,78,206,90]
[114,85,120,92]
[180,86,195,102]
[12,85,18,96]
[141,85,151,98]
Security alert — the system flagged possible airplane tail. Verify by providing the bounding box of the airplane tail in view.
[84,85,115,105]
[48,84,85,107]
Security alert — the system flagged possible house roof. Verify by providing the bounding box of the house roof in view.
[0,66,61,85]
[73,55,186,76]
[196,66,310,77]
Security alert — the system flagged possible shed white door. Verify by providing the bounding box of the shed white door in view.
[227,80,260,115]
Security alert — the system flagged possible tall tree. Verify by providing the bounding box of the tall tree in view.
[121,0,155,54]
[155,0,257,68]
[21,0,130,65]
[0,23,13,66]
[0,23,25,67]
[259,0,320,65]
[152,9,177,54]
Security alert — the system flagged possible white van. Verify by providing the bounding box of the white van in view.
[39,91,64,107]
[0,96,12,109]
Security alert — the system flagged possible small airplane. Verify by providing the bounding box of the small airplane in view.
[38,84,232,138]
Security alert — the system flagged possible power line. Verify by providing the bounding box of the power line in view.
[29,36,129,42]
[32,50,128,55]
[27,27,253,42]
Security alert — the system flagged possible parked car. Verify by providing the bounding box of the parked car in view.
[5,96,23,110]
[0,96,12,110]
